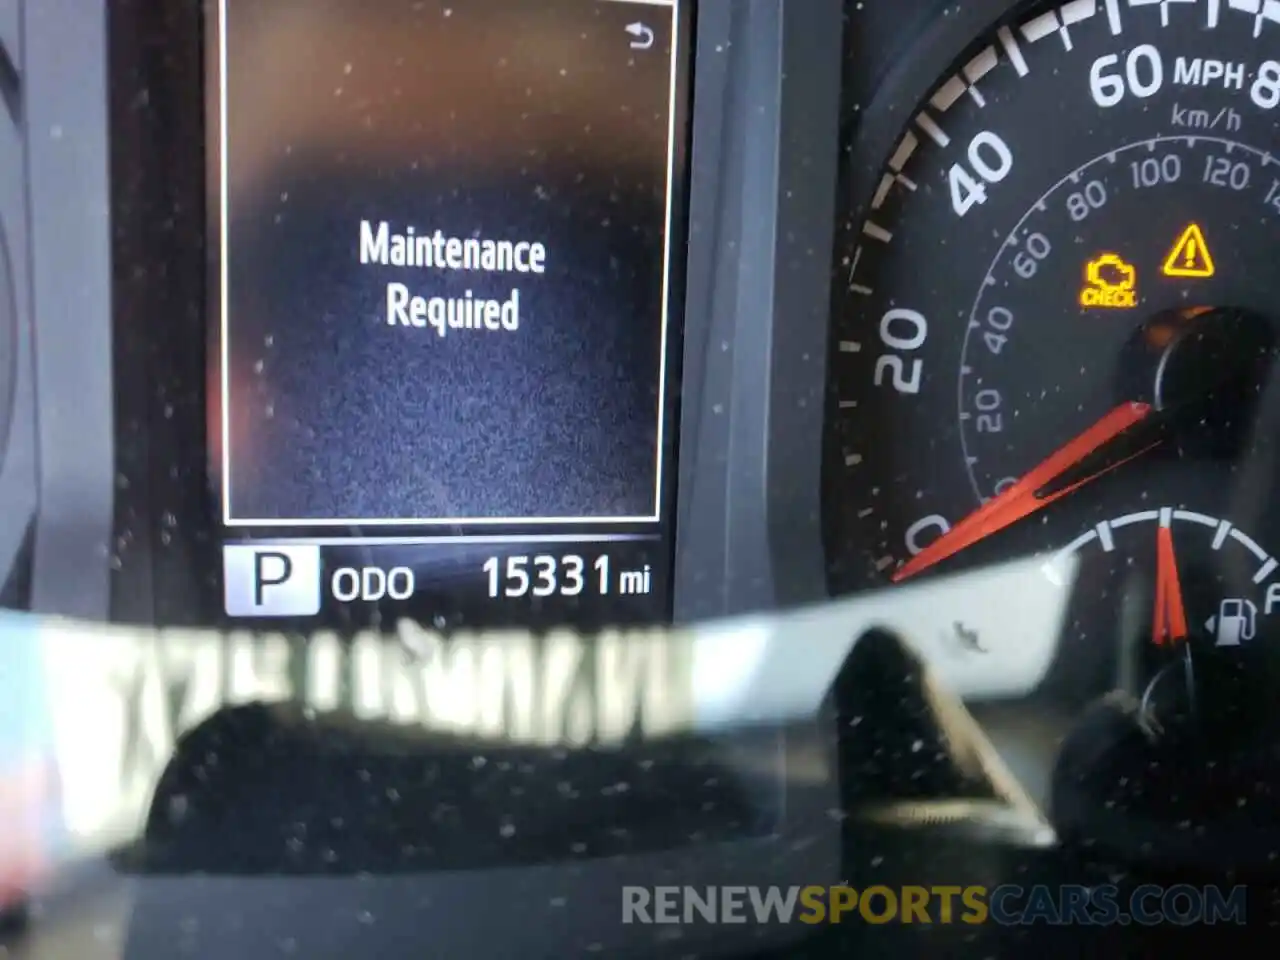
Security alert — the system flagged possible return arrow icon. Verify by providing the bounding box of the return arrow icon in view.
[626,21,655,50]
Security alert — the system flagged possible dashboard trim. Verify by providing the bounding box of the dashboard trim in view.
[26,0,113,620]
[674,0,844,620]
[0,5,34,611]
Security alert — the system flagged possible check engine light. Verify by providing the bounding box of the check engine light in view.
[1080,253,1138,309]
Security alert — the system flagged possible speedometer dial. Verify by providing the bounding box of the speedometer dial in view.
[825,1,1280,728]
[828,0,1280,593]
[825,0,1280,862]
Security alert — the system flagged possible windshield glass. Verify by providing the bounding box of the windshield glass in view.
[4,0,1279,956]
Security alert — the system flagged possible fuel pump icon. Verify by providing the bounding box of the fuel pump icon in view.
[1207,599,1257,647]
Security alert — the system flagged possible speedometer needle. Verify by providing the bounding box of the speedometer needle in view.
[892,402,1155,583]
[1153,524,1188,646]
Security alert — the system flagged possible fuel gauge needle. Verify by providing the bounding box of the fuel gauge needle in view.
[1153,523,1188,646]
[892,402,1155,583]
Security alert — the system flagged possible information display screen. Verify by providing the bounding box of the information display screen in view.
[209,0,691,629]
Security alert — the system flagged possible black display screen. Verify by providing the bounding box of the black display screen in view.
[207,0,692,629]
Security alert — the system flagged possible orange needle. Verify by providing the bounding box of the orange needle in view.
[892,402,1153,583]
[1153,524,1188,646]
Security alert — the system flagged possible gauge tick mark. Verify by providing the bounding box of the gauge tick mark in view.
[1254,558,1278,584]
[1021,11,1061,44]
[915,112,950,148]
[888,133,918,172]
[1096,520,1116,551]
[871,174,894,210]
[1061,0,1098,31]
[930,76,968,113]
[1104,0,1123,34]
[862,221,893,243]
[962,47,999,105]
[997,26,1030,76]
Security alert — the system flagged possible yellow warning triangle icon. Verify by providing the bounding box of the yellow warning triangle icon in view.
[1162,223,1215,278]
